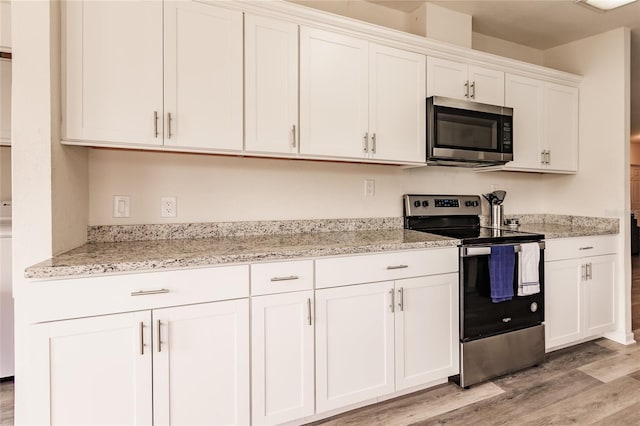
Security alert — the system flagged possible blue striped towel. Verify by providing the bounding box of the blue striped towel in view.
[489,245,515,303]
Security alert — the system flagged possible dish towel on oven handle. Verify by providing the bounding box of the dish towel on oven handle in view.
[489,245,515,303]
[518,242,540,296]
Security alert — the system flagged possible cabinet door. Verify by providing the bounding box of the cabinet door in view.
[543,82,579,172]
[468,65,504,106]
[30,312,153,425]
[152,299,250,426]
[585,254,616,337]
[164,2,242,151]
[245,15,299,155]
[300,27,369,159]
[426,56,468,101]
[369,44,426,163]
[545,259,583,350]
[0,1,10,51]
[63,0,163,145]
[315,281,395,413]
[251,291,314,425]
[0,58,10,145]
[395,274,459,391]
[504,74,544,170]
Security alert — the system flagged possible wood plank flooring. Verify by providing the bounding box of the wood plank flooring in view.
[1,258,640,426]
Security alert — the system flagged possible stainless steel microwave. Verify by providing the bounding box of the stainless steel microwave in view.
[427,96,514,167]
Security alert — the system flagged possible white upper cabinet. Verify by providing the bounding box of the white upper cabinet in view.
[300,27,369,159]
[0,58,10,145]
[543,82,579,172]
[427,57,504,106]
[0,1,10,51]
[245,15,299,155]
[502,73,578,173]
[504,74,544,170]
[164,2,242,151]
[468,64,505,106]
[64,1,242,151]
[300,27,425,163]
[369,44,426,163]
[63,0,163,146]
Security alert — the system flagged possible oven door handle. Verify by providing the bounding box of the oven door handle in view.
[462,241,545,257]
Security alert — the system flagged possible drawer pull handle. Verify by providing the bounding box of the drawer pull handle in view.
[270,275,299,282]
[579,246,594,250]
[387,265,408,270]
[130,289,170,296]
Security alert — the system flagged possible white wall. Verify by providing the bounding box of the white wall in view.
[473,32,543,66]
[11,2,89,423]
[288,0,410,33]
[89,149,549,225]
[544,28,632,344]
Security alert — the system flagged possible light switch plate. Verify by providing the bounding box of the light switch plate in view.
[113,195,130,218]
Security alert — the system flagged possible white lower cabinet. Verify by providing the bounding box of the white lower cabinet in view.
[315,273,458,413]
[152,300,250,426]
[251,290,315,425]
[545,236,617,351]
[31,311,153,426]
[30,299,249,426]
[395,274,459,391]
[315,281,395,413]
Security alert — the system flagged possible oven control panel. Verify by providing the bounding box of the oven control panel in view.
[404,194,482,217]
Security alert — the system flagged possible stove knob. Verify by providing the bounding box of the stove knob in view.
[422,200,429,207]
[414,200,421,208]
[530,302,538,313]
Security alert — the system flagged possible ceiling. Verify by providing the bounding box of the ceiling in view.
[368,0,640,139]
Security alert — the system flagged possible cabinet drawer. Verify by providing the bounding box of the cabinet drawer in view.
[251,260,314,296]
[315,248,458,289]
[25,265,249,323]
[545,235,617,262]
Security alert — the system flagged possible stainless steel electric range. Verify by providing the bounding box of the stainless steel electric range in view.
[403,194,546,388]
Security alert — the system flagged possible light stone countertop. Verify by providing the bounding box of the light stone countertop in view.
[25,229,459,279]
[25,214,620,280]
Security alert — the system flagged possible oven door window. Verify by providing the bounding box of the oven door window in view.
[435,107,499,151]
[461,252,544,341]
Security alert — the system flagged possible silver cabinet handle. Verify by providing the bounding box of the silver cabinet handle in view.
[371,133,377,154]
[157,320,162,353]
[546,150,551,165]
[579,246,594,251]
[140,322,145,355]
[586,263,593,280]
[581,264,586,281]
[154,111,159,138]
[398,287,404,311]
[292,125,297,148]
[389,288,395,313]
[270,275,299,282]
[363,132,369,153]
[470,81,476,99]
[464,80,469,98]
[541,151,546,165]
[131,289,170,296]
[387,265,408,270]
[307,298,312,326]
[167,112,172,139]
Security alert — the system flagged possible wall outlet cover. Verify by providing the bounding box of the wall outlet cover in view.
[161,196,177,218]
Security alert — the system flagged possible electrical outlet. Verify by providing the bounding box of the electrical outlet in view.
[161,196,177,218]
[113,195,130,218]
[364,179,375,197]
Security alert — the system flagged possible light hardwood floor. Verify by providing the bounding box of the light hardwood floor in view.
[2,260,640,426]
